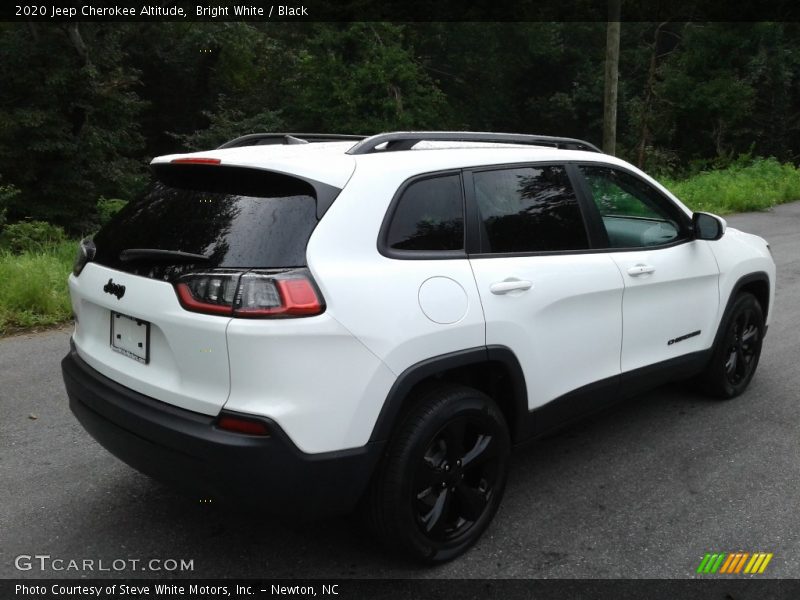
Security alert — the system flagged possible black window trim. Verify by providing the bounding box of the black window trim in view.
[465,160,695,259]
[377,169,468,260]
[378,160,696,262]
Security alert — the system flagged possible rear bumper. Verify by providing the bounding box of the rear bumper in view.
[61,343,384,517]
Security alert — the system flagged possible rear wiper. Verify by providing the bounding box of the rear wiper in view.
[119,249,211,263]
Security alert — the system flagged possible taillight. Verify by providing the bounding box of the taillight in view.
[72,237,96,276]
[174,268,325,318]
[170,157,221,165]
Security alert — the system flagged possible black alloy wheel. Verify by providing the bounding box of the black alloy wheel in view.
[724,305,761,387]
[413,415,502,543]
[700,292,765,399]
[366,385,510,563]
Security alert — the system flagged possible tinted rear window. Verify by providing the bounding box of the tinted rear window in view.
[93,165,323,279]
[385,174,464,252]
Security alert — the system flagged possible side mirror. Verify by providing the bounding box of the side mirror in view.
[692,212,726,241]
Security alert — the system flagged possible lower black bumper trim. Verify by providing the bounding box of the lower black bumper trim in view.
[61,346,383,517]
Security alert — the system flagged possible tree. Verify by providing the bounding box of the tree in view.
[279,23,449,133]
[0,24,145,232]
[603,0,621,154]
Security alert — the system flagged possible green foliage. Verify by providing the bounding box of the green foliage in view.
[0,177,20,232]
[1,220,67,254]
[282,23,449,132]
[0,24,146,232]
[625,23,800,168]
[95,197,128,228]
[2,21,800,239]
[664,158,800,214]
[126,23,289,154]
[408,23,606,137]
[0,241,74,334]
[176,98,284,150]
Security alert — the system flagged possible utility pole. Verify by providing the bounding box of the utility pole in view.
[603,0,621,155]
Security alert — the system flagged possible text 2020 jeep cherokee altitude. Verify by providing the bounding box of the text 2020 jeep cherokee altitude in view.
[62,131,775,563]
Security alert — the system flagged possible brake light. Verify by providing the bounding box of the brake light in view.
[170,157,221,165]
[174,268,325,318]
[216,414,270,436]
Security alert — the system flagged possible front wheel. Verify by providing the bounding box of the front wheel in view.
[366,385,510,563]
[699,292,765,399]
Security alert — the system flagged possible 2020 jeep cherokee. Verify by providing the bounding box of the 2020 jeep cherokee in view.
[61,131,775,563]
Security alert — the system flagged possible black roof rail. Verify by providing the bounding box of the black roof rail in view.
[345,131,602,155]
[218,133,367,150]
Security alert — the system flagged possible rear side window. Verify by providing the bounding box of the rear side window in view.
[385,174,464,252]
[473,165,589,253]
[93,165,324,279]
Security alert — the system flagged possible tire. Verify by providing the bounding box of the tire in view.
[700,292,765,399]
[366,384,511,564]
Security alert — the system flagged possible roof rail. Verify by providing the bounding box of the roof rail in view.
[218,133,367,150]
[345,131,602,155]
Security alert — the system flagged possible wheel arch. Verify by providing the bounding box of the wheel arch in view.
[735,273,770,322]
[369,346,529,445]
[713,271,771,349]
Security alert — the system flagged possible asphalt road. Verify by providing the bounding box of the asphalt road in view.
[2,202,800,581]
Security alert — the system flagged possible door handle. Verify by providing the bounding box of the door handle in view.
[490,279,533,295]
[627,264,656,276]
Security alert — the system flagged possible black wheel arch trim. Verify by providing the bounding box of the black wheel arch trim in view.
[712,271,771,350]
[368,345,529,444]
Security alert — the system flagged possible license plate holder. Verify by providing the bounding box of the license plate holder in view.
[110,311,150,364]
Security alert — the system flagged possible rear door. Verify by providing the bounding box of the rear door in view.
[466,164,625,418]
[70,163,330,416]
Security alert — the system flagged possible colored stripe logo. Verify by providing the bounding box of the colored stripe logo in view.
[696,552,773,574]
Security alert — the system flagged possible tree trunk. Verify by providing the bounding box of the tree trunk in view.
[603,0,621,155]
[66,23,90,66]
[637,24,665,168]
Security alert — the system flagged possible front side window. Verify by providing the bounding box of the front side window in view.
[385,174,464,252]
[579,166,686,248]
[473,165,589,253]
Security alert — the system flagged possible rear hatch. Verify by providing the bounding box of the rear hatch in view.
[70,160,342,415]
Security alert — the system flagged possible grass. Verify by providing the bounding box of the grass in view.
[0,240,74,335]
[663,157,800,214]
[2,157,800,336]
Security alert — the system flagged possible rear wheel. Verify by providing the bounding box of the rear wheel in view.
[700,292,765,399]
[367,385,510,563]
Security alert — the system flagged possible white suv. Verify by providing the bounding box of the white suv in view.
[62,131,775,563]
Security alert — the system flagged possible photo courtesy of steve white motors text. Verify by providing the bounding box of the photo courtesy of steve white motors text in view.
[15,583,340,597]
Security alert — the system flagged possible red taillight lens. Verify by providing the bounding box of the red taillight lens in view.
[170,157,221,165]
[216,414,270,436]
[234,272,323,317]
[174,268,325,318]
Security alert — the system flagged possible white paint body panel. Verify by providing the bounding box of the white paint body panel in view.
[223,314,396,453]
[470,253,625,409]
[153,142,357,188]
[609,240,720,372]
[707,228,776,328]
[66,140,777,454]
[69,263,231,416]
[305,165,486,377]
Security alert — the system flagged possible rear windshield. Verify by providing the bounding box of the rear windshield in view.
[93,165,324,279]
